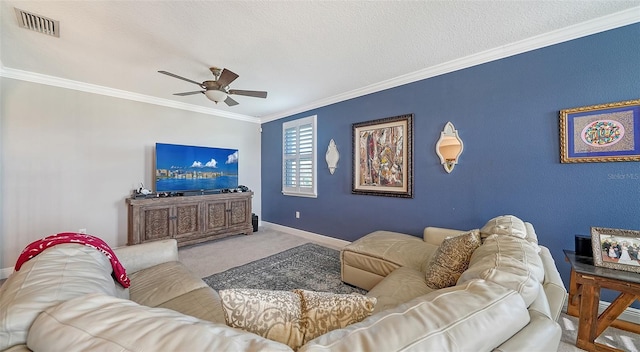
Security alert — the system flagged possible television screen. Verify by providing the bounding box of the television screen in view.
[155,143,239,193]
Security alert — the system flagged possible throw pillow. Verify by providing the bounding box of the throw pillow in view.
[424,229,482,289]
[218,289,376,350]
[294,289,376,344]
[219,289,305,350]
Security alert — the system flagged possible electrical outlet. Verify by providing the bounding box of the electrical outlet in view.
[79,228,87,234]
[295,211,300,219]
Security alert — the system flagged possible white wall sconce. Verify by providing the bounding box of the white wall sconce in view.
[435,122,463,173]
[325,139,339,174]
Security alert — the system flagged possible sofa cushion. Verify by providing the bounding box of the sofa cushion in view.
[523,221,539,245]
[481,215,541,251]
[366,266,435,313]
[0,244,119,351]
[424,229,481,289]
[128,261,208,307]
[422,226,467,246]
[14,233,130,288]
[156,287,226,324]
[342,231,439,275]
[26,293,291,352]
[299,279,530,352]
[480,215,528,240]
[220,288,305,350]
[219,288,376,350]
[457,234,544,306]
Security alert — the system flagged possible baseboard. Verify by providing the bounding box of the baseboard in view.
[260,221,351,249]
[563,299,640,324]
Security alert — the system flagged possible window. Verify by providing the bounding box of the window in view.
[282,115,317,198]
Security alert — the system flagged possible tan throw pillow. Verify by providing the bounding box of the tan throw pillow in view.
[218,289,376,350]
[294,289,376,344]
[219,289,305,350]
[424,229,482,289]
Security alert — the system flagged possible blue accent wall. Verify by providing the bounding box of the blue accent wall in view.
[261,24,640,301]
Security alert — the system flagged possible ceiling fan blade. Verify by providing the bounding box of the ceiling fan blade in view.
[229,89,268,99]
[158,71,203,87]
[173,91,204,96]
[216,68,239,87]
[224,96,239,106]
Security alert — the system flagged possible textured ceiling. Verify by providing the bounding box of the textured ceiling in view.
[1,1,639,121]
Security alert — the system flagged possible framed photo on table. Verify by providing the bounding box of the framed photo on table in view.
[352,114,413,198]
[560,99,640,163]
[591,227,640,274]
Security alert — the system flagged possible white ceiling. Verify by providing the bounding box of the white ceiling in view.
[1,1,639,123]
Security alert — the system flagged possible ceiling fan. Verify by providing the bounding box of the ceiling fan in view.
[158,67,267,106]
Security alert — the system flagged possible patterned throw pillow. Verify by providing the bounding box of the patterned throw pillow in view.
[219,289,305,350]
[424,229,482,289]
[218,288,376,350]
[294,289,376,345]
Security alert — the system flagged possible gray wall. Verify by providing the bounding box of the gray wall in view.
[0,78,262,270]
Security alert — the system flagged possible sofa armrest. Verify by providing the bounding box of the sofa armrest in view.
[493,310,562,352]
[113,239,179,274]
[422,226,466,246]
[539,246,567,322]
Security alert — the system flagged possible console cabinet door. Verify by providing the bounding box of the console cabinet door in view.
[174,203,202,239]
[229,198,250,227]
[205,200,228,230]
[141,205,173,242]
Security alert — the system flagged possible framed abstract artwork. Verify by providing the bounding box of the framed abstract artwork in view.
[591,227,640,274]
[352,114,413,198]
[560,99,640,163]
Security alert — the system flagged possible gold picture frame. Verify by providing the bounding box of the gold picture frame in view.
[352,114,413,198]
[591,227,640,274]
[559,99,640,163]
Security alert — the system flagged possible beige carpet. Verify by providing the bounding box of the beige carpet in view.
[179,227,639,352]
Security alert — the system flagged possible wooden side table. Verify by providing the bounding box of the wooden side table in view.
[564,250,640,352]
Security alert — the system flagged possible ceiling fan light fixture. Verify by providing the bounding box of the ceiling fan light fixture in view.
[159,67,267,107]
[204,89,228,104]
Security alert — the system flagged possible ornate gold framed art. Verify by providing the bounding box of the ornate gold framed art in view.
[560,99,640,163]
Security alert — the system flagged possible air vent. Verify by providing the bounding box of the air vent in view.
[14,8,59,37]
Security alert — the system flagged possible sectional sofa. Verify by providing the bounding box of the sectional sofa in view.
[340,215,567,351]
[0,215,566,351]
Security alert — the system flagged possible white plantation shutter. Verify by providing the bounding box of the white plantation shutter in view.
[283,115,317,197]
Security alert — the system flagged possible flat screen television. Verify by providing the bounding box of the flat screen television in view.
[155,143,239,193]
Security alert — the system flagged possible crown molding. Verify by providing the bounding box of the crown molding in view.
[1,6,637,125]
[0,66,259,123]
[260,6,640,123]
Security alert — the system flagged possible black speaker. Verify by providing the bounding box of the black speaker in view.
[252,213,258,232]
[575,234,593,257]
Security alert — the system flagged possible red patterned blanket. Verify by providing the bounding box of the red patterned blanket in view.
[15,233,130,288]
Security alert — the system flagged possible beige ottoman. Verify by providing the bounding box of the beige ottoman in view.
[340,231,439,290]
